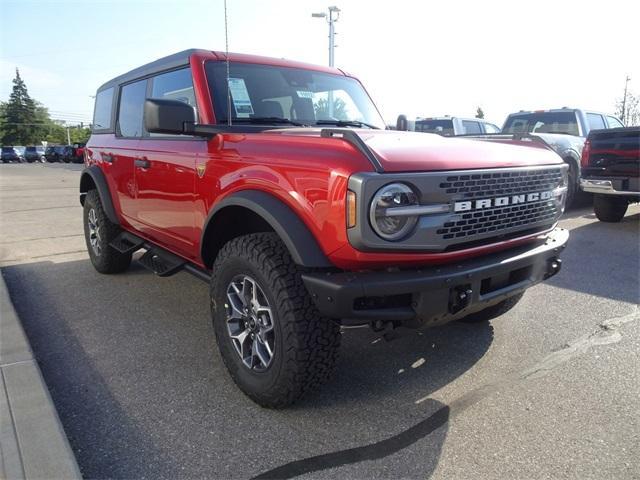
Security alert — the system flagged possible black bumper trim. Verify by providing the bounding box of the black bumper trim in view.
[302,228,569,325]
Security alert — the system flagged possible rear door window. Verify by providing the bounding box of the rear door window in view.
[462,120,482,134]
[586,113,606,131]
[117,79,147,138]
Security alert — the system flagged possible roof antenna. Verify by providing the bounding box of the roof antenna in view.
[224,0,232,126]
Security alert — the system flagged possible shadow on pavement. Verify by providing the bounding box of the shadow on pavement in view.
[549,211,639,304]
[2,258,493,479]
[2,262,179,479]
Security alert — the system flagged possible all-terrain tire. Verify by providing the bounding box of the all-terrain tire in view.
[458,292,525,324]
[593,194,628,223]
[83,190,132,273]
[210,233,341,408]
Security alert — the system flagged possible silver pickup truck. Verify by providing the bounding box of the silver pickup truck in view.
[499,108,625,206]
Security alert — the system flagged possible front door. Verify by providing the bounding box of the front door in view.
[132,141,201,260]
[129,67,201,261]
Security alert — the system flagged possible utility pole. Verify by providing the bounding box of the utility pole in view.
[621,75,631,125]
[66,127,71,145]
[312,6,341,117]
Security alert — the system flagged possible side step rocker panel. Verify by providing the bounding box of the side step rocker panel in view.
[109,232,211,282]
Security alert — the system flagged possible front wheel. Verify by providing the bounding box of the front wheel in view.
[210,233,341,408]
[593,195,628,222]
[565,160,577,208]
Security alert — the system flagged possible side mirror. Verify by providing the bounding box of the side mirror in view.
[144,98,196,135]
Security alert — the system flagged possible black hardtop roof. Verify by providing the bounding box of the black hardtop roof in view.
[97,49,211,92]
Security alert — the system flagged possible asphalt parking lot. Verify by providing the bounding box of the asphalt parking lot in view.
[1,162,639,479]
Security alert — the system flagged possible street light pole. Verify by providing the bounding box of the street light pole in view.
[621,75,631,125]
[312,6,340,67]
[312,6,341,117]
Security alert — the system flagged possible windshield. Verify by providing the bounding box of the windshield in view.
[206,61,385,129]
[415,119,454,135]
[502,112,579,135]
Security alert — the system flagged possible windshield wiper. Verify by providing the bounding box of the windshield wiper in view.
[315,119,380,129]
[223,117,308,126]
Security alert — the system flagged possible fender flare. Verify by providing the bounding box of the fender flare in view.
[202,190,332,268]
[79,166,119,225]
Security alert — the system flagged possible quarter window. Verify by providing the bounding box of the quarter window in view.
[483,123,501,133]
[606,115,624,128]
[93,87,114,131]
[117,80,147,138]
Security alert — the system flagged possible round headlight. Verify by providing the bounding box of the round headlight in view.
[369,183,418,241]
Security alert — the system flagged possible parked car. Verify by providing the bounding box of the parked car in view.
[45,145,76,162]
[72,143,86,163]
[413,116,501,135]
[580,127,640,222]
[81,48,569,407]
[1,146,24,163]
[501,109,624,206]
[24,146,46,163]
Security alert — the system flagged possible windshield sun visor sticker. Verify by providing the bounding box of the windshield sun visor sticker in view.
[227,78,254,118]
[296,90,314,99]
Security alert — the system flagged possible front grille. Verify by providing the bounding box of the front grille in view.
[439,168,564,199]
[434,167,563,243]
[347,165,566,253]
[436,199,558,240]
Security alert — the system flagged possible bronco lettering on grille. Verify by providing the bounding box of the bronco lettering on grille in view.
[454,190,553,212]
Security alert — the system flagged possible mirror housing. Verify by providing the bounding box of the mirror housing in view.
[144,98,196,135]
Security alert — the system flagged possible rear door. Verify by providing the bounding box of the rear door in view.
[110,79,146,223]
[130,67,202,260]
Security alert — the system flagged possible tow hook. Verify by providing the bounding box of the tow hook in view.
[449,285,473,314]
[545,257,562,279]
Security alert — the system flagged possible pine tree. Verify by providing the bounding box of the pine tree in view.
[1,69,39,145]
[475,107,485,119]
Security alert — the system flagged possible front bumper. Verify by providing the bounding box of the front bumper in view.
[302,228,569,327]
[580,178,640,196]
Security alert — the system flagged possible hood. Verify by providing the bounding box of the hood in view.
[358,131,562,172]
[269,129,563,172]
[528,132,585,157]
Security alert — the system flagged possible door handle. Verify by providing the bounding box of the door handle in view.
[135,158,150,168]
[102,153,114,163]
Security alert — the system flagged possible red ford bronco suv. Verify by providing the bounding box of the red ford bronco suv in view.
[81,49,569,407]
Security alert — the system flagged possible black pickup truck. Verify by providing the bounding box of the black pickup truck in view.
[580,127,640,222]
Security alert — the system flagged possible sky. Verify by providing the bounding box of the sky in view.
[1,0,639,127]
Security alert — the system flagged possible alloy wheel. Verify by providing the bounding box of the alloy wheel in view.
[225,275,275,371]
[87,208,102,256]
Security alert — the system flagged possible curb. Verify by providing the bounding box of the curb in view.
[0,271,81,479]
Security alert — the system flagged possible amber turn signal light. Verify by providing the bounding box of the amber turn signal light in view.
[347,190,357,228]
